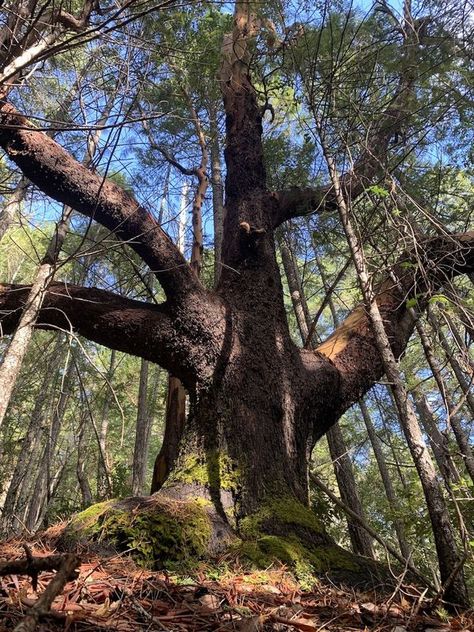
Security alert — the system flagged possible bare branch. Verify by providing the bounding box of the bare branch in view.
[0,282,197,385]
[0,102,200,300]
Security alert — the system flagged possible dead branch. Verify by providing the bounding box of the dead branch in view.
[0,547,80,632]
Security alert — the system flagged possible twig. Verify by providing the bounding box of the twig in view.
[12,553,80,632]
[0,553,72,577]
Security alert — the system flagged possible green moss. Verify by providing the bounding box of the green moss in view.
[240,496,324,538]
[235,496,360,586]
[234,533,359,589]
[68,500,114,535]
[66,497,212,568]
[169,451,241,491]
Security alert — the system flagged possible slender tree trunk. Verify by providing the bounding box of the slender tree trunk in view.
[0,349,57,532]
[416,320,474,484]
[96,349,116,499]
[131,359,152,495]
[427,310,474,417]
[77,415,93,508]
[375,390,410,490]
[310,241,411,556]
[319,136,469,606]
[440,308,474,374]
[0,177,28,242]
[210,107,225,285]
[151,374,187,493]
[279,234,310,342]
[358,399,412,560]
[151,99,208,493]
[410,386,461,484]
[23,351,73,531]
[326,424,375,558]
[151,180,189,493]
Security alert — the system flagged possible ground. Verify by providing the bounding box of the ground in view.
[0,534,472,631]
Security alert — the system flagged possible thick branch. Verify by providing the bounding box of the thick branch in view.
[0,282,197,385]
[316,231,474,424]
[0,102,199,300]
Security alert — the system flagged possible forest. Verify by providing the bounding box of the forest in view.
[0,0,473,630]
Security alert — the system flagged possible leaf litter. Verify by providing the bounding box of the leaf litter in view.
[0,538,472,632]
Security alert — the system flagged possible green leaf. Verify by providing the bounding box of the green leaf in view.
[367,185,389,198]
[428,294,451,306]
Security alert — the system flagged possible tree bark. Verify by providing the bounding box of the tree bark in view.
[132,358,152,496]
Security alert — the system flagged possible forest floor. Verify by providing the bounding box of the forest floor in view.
[0,531,472,632]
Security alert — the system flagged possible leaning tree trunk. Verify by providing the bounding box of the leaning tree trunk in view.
[318,135,469,606]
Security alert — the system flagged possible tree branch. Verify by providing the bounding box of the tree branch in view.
[0,282,199,386]
[273,108,405,227]
[315,231,474,427]
[0,102,200,300]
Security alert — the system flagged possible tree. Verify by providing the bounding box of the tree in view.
[0,0,473,607]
